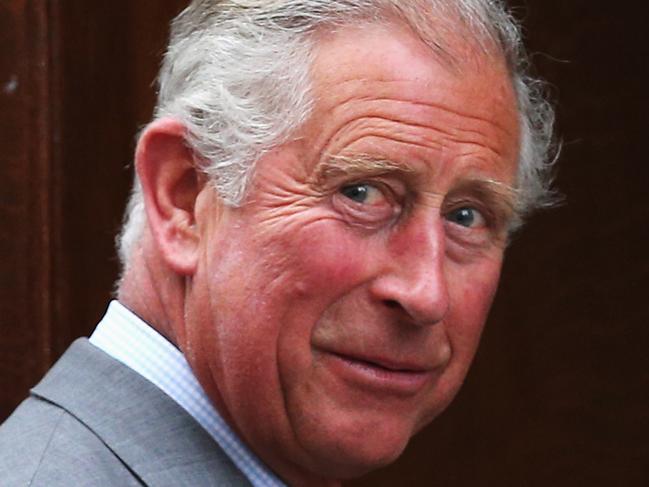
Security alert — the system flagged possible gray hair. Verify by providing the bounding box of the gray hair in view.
[117,0,558,268]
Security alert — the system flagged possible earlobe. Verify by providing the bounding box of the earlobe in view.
[136,118,204,275]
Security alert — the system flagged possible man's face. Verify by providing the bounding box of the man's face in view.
[183,23,520,483]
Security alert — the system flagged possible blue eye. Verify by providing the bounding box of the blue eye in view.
[340,183,384,204]
[341,184,369,203]
[334,181,399,226]
[447,207,484,228]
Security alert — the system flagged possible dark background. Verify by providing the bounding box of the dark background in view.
[1,1,647,485]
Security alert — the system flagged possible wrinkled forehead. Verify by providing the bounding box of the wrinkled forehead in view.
[297,20,521,195]
[311,4,511,74]
[308,20,519,136]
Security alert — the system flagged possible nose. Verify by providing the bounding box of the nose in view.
[370,218,449,326]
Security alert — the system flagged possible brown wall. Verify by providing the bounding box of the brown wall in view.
[0,0,187,417]
[1,1,647,485]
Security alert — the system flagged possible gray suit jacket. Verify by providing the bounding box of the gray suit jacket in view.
[0,339,253,486]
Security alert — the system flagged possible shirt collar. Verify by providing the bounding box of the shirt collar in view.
[89,300,286,487]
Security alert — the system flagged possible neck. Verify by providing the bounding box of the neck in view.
[117,231,186,348]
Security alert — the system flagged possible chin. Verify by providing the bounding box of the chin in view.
[302,445,407,482]
[340,445,408,480]
[294,415,415,481]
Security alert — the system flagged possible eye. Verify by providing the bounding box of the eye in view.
[333,181,400,227]
[446,207,486,228]
[340,183,384,205]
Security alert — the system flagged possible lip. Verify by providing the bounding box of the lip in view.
[317,349,437,397]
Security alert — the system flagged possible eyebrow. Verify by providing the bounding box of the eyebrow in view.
[454,177,518,206]
[450,177,520,230]
[311,153,414,186]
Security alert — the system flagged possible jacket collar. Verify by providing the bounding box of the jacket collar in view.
[32,339,252,486]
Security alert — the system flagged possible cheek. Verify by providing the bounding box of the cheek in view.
[448,259,502,357]
[466,260,502,314]
[274,221,378,391]
[284,221,375,297]
[272,221,376,374]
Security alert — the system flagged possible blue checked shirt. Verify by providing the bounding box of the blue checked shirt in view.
[89,301,286,487]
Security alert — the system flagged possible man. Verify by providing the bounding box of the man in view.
[0,0,556,485]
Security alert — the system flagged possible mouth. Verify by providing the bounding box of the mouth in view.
[318,349,437,396]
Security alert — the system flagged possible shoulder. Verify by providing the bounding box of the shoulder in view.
[0,396,143,486]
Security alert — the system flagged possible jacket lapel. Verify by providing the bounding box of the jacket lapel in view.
[32,339,253,487]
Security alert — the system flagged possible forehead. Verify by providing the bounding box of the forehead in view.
[301,21,520,183]
[311,20,517,117]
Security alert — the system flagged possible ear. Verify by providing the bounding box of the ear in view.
[135,118,204,275]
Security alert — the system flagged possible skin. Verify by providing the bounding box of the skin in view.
[121,21,520,487]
